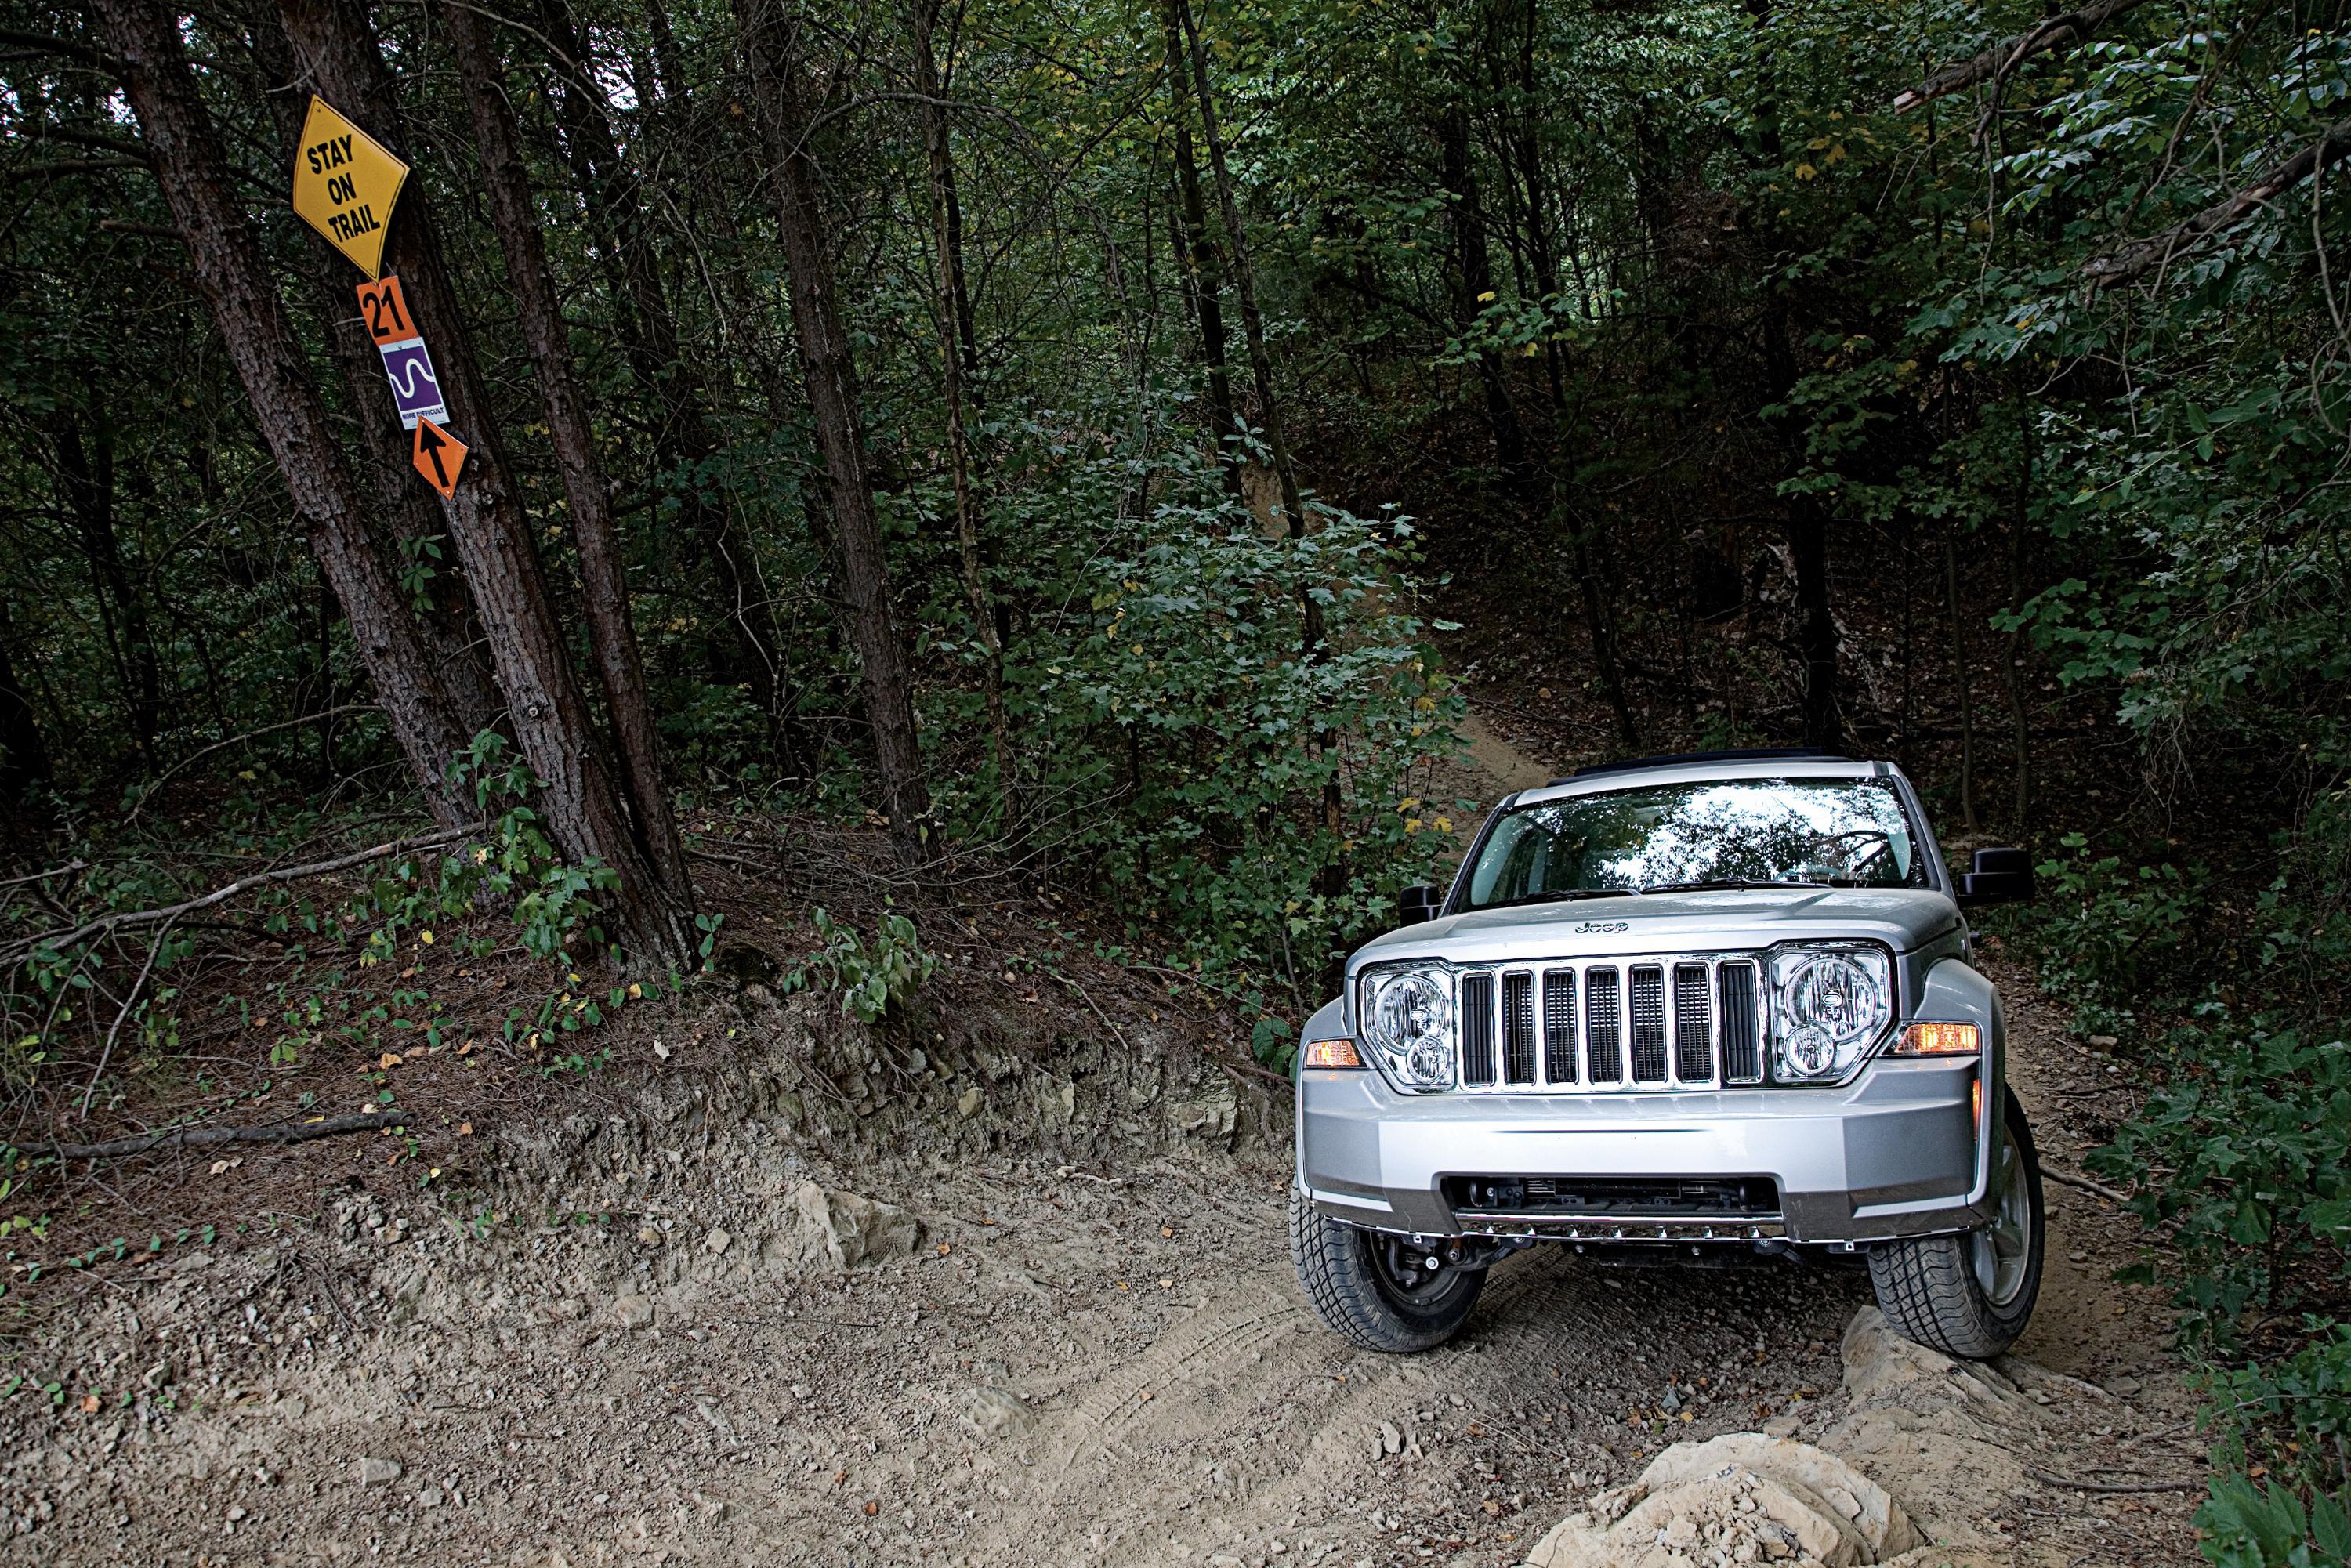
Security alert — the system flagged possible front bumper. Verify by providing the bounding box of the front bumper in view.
[1296,1055,1994,1245]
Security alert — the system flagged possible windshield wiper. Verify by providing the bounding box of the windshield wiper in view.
[1637,879,1835,895]
[1479,888,1635,911]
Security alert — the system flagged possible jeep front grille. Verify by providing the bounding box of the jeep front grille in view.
[1446,954,1763,1092]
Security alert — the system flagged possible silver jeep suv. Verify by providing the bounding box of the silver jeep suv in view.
[1289,749,2045,1360]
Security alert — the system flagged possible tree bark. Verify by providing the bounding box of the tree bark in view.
[273,0,689,965]
[735,0,933,863]
[444,0,694,918]
[911,0,1016,836]
[87,0,471,827]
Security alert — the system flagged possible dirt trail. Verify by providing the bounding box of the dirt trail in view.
[0,731,2198,1566]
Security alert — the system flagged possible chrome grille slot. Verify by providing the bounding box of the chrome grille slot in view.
[1541,969,1577,1085]
[1421,951,1770,1093]
[1719,961,1762,1084]
[1673,963,1713,1084]
[1460,972,1497,1087]
[1630,965,1668,1083]
[1502,972,1537,1085]
[1585,967,1622,1084]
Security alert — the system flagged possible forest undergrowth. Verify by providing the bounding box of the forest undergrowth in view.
[2,0,2349,1556]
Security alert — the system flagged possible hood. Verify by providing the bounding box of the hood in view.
[1349,886,1961,972]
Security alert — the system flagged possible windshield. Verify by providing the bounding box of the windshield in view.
[1459,776,1929,910]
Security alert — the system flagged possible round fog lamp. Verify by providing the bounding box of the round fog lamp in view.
[1785,1024,1835,1075]
[1405,1037,1454,1088]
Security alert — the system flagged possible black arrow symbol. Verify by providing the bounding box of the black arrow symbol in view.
[418,420,451,487]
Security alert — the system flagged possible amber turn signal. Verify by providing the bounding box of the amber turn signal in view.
[1302,1038,1364,1070]
[1893,1021,1980,1056]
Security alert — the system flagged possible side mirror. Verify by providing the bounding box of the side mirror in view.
[1396,885,1444,925]
[1958,847,2036,905]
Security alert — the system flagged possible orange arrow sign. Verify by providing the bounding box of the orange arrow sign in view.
[411,416,467,498]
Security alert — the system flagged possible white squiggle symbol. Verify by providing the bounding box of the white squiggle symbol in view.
[382,354,440,403]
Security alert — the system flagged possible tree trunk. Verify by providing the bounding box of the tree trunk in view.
[274,0,689,965]
[735,0,933,864]
[532,0,786,731]
[445,0,694,918]
[2006,394,2034,830]
[911,0,1016,837]
[238,1,503,739]
[1160,5,1240,489]
[1437,107,1532,494]
[88,0,471,827]
[1172,0,1346,916]
[0,599,53,809]
[1757,300,1842,754]
[1171,0,1308,549]
[47,411,161,764]
[1943,534,1978,832]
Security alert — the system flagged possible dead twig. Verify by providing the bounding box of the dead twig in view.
[16,1111,408,1162]
[2042,1164,2132,1204]
[78,911,178,1119]
[2028,1465,2204,1494]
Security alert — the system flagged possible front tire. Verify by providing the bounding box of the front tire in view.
[1867,1087,2045,1359]
[1288,1188,1483,1353]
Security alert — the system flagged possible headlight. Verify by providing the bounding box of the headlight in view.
[1359,968,1455,1092]
[1768,945,1891,1081]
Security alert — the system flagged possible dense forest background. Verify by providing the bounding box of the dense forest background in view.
[1,0,2347,1552]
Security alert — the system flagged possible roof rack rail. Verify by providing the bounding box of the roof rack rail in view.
[1547,747,1854,786]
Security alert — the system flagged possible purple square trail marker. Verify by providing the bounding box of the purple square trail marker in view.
[375,335,448,431]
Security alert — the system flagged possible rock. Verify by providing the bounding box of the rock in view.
[614,1294,655,1331]
[1759,1414,1799,1438]
[548,1298,588,1322]
[2103,1374,2143,1398]
[356,1457,403,1487]
[418,1487,444,1507]
[704,1227,732,1257]
[770,1181,920,1272]
[1641,1435,1922,1559]
[957,1387,1037,1442]
[957,1088,984,1119]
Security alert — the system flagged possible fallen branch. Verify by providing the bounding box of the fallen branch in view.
[2028,1465,2203,1494]
[2042,1163,2132,1204]
[5,824,484,963]
[1891,0,2153,114]
[2087,120,2351,285]
[14,1111,408,1163]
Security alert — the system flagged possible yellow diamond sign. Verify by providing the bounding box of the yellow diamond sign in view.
[289,96,407,279]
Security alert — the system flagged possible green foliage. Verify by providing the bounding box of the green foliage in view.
[2197,1472,2351,1568]
[2093,1023,2351,1340]
[2020,833,2199,1033]
[781,908,938,1025]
